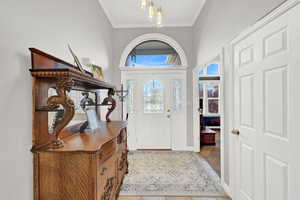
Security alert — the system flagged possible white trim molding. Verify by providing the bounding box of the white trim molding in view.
[230,0,300,45]
[119,33,188,69]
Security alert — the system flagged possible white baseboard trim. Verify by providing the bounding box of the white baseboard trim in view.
[128,147,194,151]
[221,180,231,198]
[173,146,195,151]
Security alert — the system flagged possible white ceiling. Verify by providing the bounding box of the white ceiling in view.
[98,0,206,28]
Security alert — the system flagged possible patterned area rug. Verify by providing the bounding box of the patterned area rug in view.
[120,151,226,196]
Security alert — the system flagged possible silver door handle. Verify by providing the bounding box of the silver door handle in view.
[198,108,203,114]
[232,129,240,135]
[167,115,171,119]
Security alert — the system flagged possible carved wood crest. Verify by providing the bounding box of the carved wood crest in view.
[32,78,75,151]
[101,177,115,200]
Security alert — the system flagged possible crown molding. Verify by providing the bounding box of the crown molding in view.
[231,0,300,45]
[97,0,117,28]
[191,0,207,27]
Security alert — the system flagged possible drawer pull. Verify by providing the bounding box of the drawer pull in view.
[100,167,107,175]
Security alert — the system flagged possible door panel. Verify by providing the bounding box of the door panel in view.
[264,154,288,200]
[240,75,254,128]
[240,142,255,200]
[122,71,187,150]
[263,66,288,139]
[138,78,171,149]
[233,5,300,199]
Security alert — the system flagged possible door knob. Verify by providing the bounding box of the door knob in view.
[197,108,203,114]
[167,115,171,119]
[232,129,240,135]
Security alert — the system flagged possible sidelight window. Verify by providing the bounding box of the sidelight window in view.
[125,80,136,114]
[172,79,183,112]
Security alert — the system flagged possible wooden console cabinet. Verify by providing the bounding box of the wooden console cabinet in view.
[29,48,128,200]
[34,122,128,200]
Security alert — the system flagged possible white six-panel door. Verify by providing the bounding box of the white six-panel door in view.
[233,3,300,200]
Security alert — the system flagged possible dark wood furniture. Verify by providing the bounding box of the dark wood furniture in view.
[30,48,128,200]
[200,127,216,145]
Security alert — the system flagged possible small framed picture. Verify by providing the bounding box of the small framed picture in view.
[85,107,99,130]
[90,64,104,81]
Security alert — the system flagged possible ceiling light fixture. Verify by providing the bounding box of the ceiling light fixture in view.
[140,0,148,10]
[156,6,162,27]
[140,0,163,27]
[148,1,155,21]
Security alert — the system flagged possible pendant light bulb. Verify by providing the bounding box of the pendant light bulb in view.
[148,1,155,21]
[140,0,147,10]
[156,6,162,27]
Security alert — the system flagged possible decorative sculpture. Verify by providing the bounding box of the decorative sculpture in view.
[80,92,95,110]
[101,89,116,122]
[32,78,75,151]
[79,92,96,132]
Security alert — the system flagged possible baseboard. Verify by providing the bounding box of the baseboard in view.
[173,146,195,151]
[129,147,194,151]
[137,149,172,151]
[221,180,231,198]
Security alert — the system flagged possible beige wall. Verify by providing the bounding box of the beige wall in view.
[0,0,113,199]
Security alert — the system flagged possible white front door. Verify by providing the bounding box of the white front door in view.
[122,71,187,150]
[137,77,171,149]
[233,4,300,200]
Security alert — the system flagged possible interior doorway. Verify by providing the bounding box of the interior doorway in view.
[193,54,225,177]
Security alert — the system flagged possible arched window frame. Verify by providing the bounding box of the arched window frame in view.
[119,33,188,71]
[125,40,182,67]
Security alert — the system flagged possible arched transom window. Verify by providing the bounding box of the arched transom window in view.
[125,40,182,67]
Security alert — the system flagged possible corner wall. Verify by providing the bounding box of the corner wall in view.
[192,0,286,188]
[0,0,113,199]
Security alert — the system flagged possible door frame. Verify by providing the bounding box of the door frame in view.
[192,48,226,190]
[121,69,189,151]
